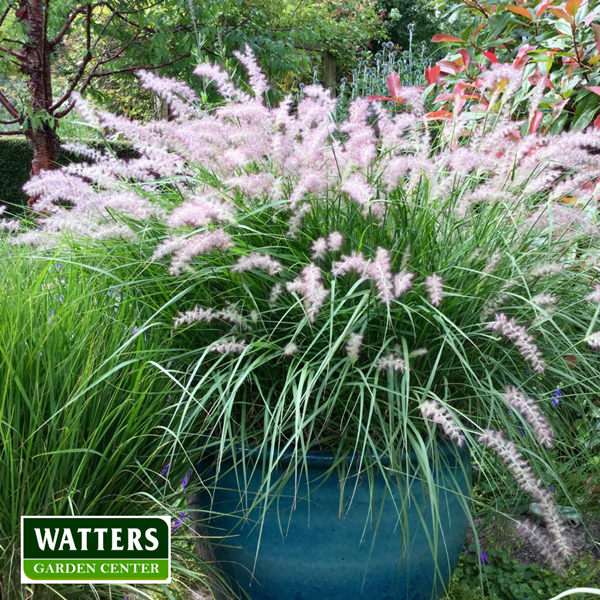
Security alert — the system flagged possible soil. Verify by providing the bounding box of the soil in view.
[467,513,600,566]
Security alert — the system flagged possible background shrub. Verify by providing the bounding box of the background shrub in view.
[430,0,600,132]
[0,138,139,213]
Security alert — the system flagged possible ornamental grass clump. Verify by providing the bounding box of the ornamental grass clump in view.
[10,49,600,576]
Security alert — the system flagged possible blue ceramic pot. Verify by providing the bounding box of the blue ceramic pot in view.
[193,443,471,600]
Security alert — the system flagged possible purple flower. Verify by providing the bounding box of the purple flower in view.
[182,472,189,490]
[59,295,63,303]
[473,466,479,471]
[172,512,188,531]
[552,390,562,406]
[55,263,63,271]
[159,463,170,478]
[479,551,488,565]
[132,328,138,335]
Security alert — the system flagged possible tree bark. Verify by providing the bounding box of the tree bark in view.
[18,0,60,186]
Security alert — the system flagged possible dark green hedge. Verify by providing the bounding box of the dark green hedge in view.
[0,137,138,214]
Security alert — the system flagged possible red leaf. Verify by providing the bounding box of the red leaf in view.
[386,72,402,100]
[425,110,453,119]
[536,1,554,17]
[565,355,578,367]
[530,110,543,133]
[507,6,533,19]
[565,0,582,17]
[528,70,554,88]
[473,22,486,36]
[513,44,537,69]
[592,24,600,54]
[437,60,462,75]
[431,34,464,43]
[457,49,471,68]
[434,93,454,103]
[595,114,600,130]
[366,95,394,102]
[548,7,574,23]
[482,51,499,63]
[585,86,600,97]
[425,66,441,85]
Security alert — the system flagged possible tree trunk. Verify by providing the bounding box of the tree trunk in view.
[18,0,59,191]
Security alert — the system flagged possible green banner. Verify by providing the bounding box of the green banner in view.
[23,559,170,581]
[21,516,170,583]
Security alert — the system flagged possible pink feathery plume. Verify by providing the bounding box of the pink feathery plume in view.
[152,235,188,262]
[173,306,216,328]
[532,293,558,308]
[376,353,408,373]
[527,203,599,237]
[331,251,370,278]
[420,400,465,447]
[137,70,198,119]
[528,263,564,279]
[341,172,375,206]
[232,252,283,276]
[168,229,234,275]
[425,273,444,307]
[587,331,600,349]
[0,219,20,232]
[283,342,299,356]
[504,386,553,448]
[193,62,242,100]
[514,521,566,576]
[367,247,394,306]
[486,313,547,374]
[269,283,283,304]
[311,237,328,260]
[393,271,414,298]
[287,204,312,238]
[345,333,363,364]
[585,285,600,303]
[286,263,330,323]
[478,429,572,563]
[210,337,247,355]
[327,231,344,252]
[168,195,235,228]
[232,47,269,98]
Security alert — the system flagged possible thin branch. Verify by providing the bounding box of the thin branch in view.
[0,42,24,59]
[0,129,24,135]
[51,0,95,111]
[54,99,76,119]
[49,2,110,47]
[108,0,166,15]
[0,117,19,125]
[0,89,19,118]
[49,52,93,111]
[90,52,191,78]
[0,6,11,30]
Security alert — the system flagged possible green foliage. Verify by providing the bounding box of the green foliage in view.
[0,241,215,599]
[378,0,441,51]
[444,546,600,600]
[0,138,138,212]
[431,0,600,131]
[0,0,385,127]
[0,138,35,214]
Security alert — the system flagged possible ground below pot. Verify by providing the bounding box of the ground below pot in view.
[190,443,471,600]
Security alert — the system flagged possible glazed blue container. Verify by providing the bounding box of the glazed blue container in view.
[194,443,471,600]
